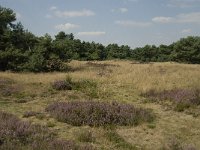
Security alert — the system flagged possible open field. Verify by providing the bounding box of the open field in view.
[0,60,200,150]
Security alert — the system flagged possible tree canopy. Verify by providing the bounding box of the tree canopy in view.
[0,6,200,72]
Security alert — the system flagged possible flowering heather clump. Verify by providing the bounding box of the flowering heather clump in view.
[0,111,54,149]
[0,78,20,96]
[0,78,13,86]
[23,111,41,118]
[142,89,200,111]
[46,101,154,126]
[51,80,72,90]
[0,111,94,150]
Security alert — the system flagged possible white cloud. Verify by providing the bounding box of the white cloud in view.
[55,9,95,18]
[77,32,106,36]
[181,29,192,34]
[55,23,79,31]
[50,6,57,10]
[16,12,22,19]
[152,12,200,24]
[152,17,174,23]
[119,8,128,13]
[115,20,152,27]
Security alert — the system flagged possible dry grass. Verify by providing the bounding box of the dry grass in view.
[0,60,200,149]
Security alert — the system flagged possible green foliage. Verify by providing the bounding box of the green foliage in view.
[73,79,99,98]
[1,6,200,72]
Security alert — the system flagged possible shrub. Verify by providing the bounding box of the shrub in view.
[142,89,200,111]
[46,101,154,126]
[0,111,94,150]
[51,80,72,90]
[0,86,20,96]
[73,79,98,98]
[23,111,41,118]
[0,111,54,149]
[51,76,99,98]
[0,77,22,97]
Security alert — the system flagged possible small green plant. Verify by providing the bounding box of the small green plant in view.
[76,129,95,143]
[73,79,98,98]
[47,121,56,128]
[174,103,190,112]
[147,123,156,129]
[35,113,46,120]
[105,129,136,150]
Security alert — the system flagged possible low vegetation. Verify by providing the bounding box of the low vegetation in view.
[0,60,200,149]
[142,88,200,112]
[0,77,20,96]
[75,129,95,143]
[23,111,42,118]
[161,137,197,150]
[105,129,136,150]
[51,76,99,98]
[0,111,94,150]
[52,80,73,91]
[46,101,154,126]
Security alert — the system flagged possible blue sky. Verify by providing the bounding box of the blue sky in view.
[1,0,200,48]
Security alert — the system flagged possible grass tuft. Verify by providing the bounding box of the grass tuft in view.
[105,129,136,150]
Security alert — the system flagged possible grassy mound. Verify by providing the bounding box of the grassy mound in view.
[46,101,154,126]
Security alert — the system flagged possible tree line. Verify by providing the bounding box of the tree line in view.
[0,6,200,72]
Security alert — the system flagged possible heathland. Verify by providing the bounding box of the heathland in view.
[1,5,200,150]
[1,60,200,150]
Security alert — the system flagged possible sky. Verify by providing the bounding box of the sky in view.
[1,0,200,48]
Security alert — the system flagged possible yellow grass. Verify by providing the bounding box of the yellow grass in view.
[0,60,200,149]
